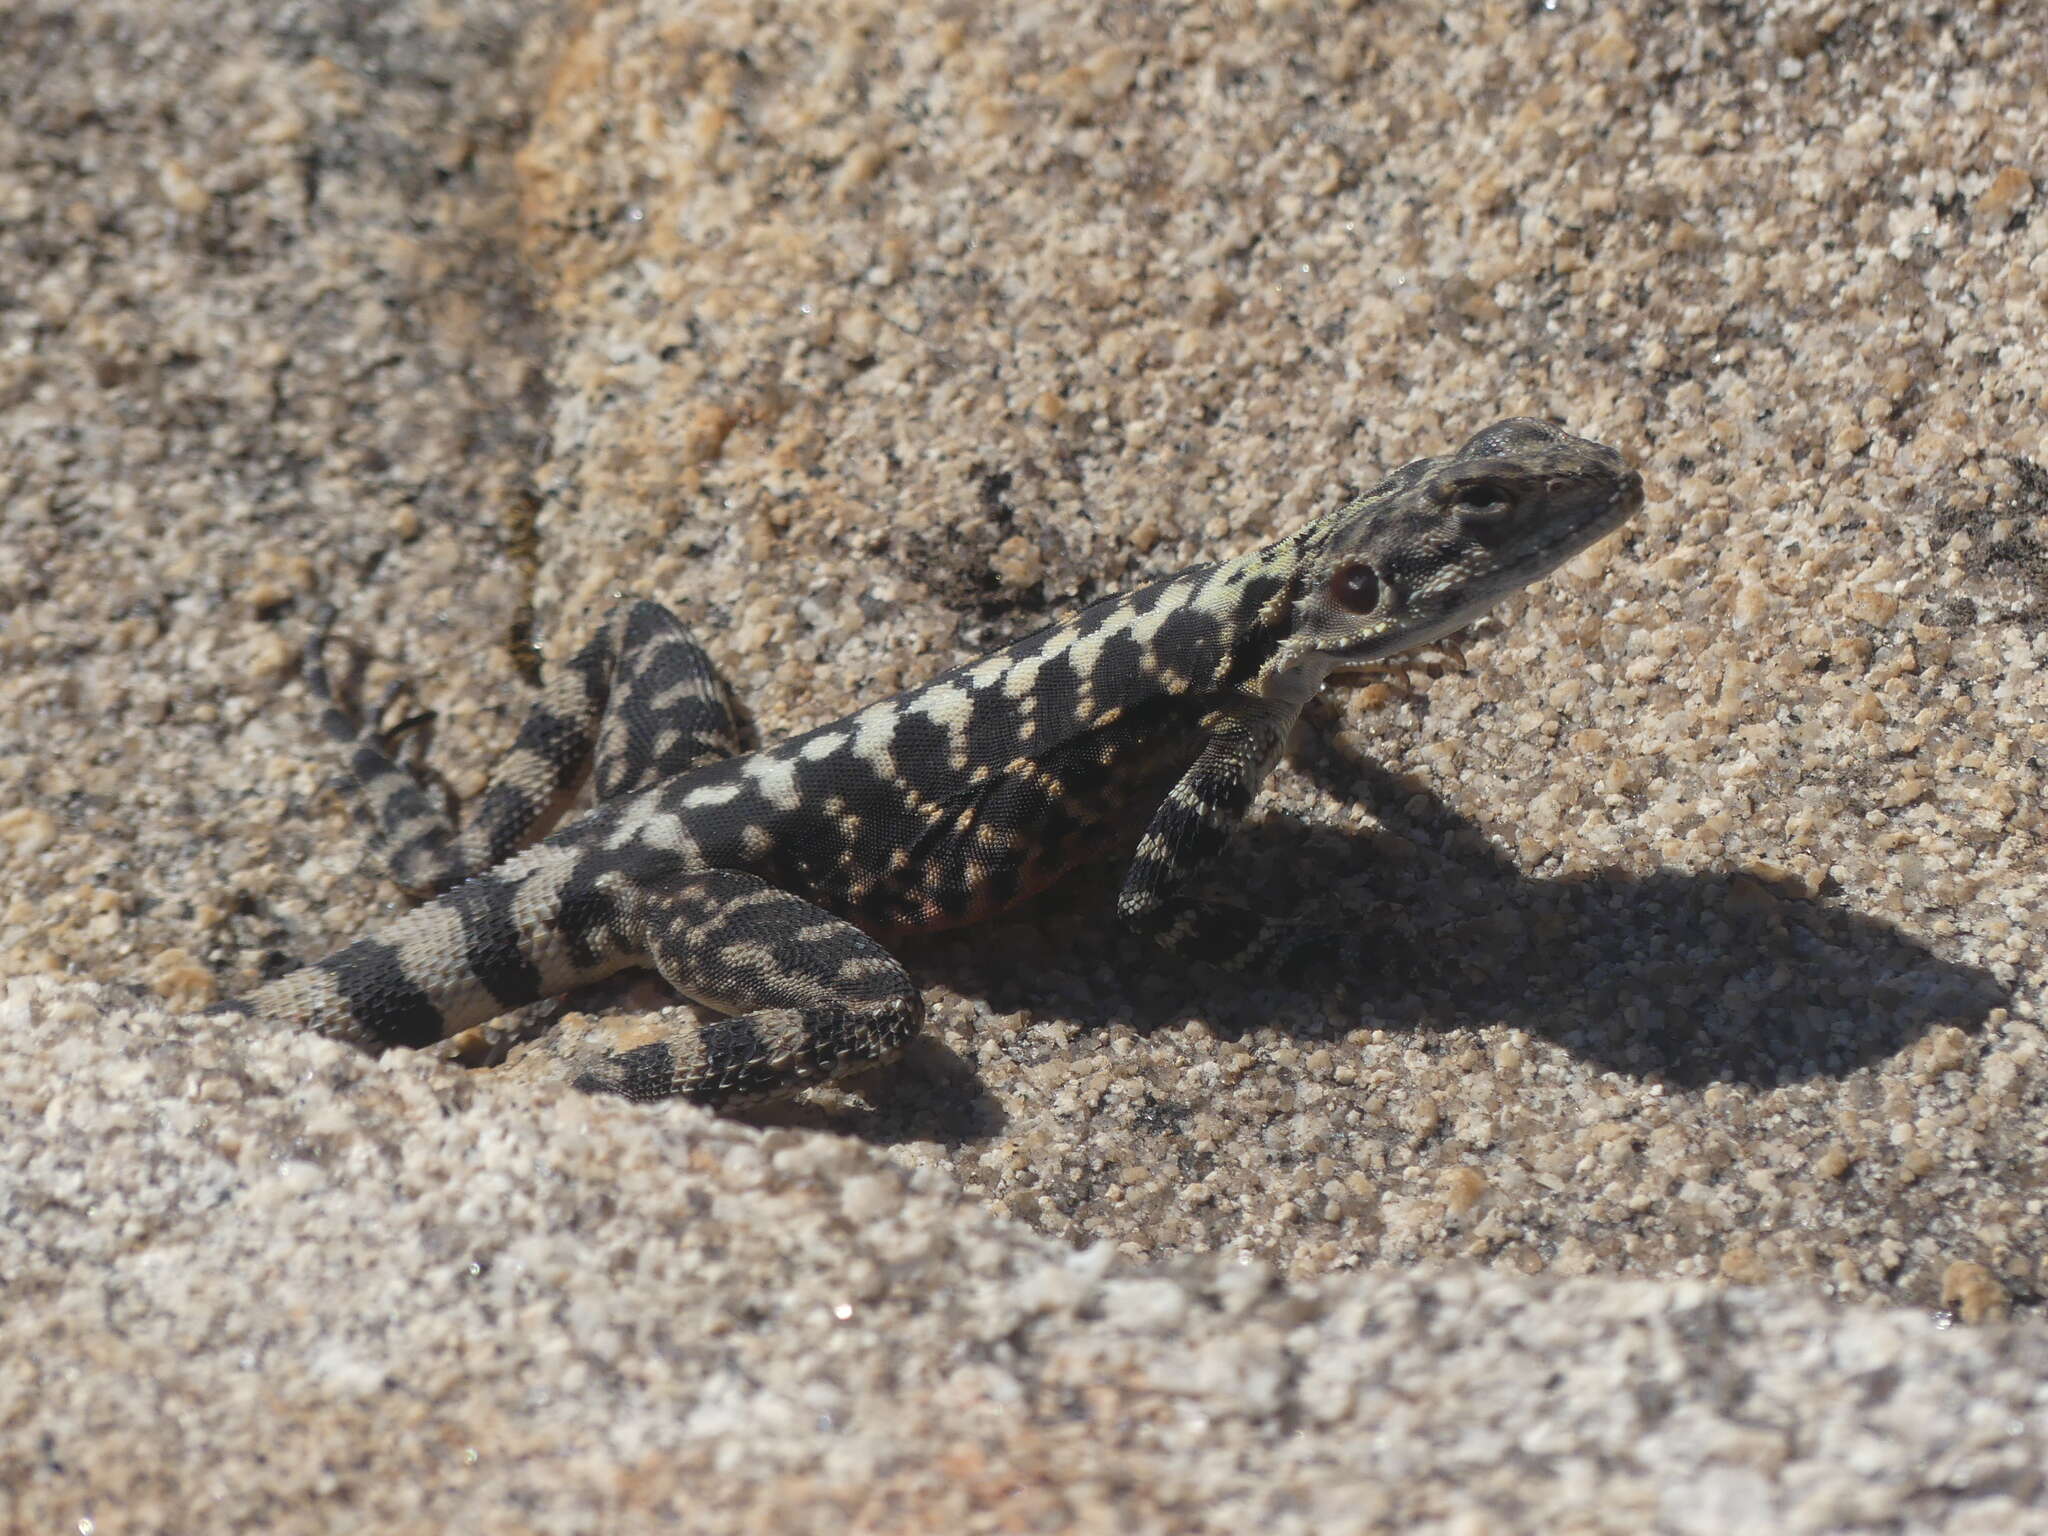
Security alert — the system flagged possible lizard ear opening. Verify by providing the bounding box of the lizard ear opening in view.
[1328,562,1382,614]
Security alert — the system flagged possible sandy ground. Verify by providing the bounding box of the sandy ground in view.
[4,1,2046,1529]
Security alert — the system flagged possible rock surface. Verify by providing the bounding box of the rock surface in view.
[7,975,2048,1532]
[3,0,2045,1528]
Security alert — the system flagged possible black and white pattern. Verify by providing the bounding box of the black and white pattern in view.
[210,418,1643,1106]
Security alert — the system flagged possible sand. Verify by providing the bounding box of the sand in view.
[4,1,2045,1528]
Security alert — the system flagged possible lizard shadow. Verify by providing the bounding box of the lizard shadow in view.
[881,722,2011,1125]
[737,1029,1010,1145]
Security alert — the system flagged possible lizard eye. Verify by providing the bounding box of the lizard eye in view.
[1456,483,1512,509]
[1329,562,1381,613]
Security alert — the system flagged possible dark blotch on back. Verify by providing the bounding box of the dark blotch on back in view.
[1148,604,1225,689]
[1235,572,1283,616]
[1028,650,1084,739]
[886,709,959,803]
[1091,629,1145,702]
[1219,573,1287,687]
[962,683,1028,770]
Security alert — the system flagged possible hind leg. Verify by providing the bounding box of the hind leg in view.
[311,599,747,897]
[571,869,924,1106]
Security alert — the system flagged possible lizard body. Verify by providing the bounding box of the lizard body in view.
[209,418,1642,1105]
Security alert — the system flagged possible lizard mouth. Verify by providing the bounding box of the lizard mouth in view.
[1526,470,1643,567]
[1324,471,1642,666]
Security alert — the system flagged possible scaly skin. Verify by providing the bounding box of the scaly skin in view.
[208,418,1643,1105]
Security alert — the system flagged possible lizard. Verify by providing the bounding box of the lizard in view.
[206,417,1643,1107]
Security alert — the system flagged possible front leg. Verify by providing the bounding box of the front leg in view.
[572,869,924,1106]
[1117,707,1346,978]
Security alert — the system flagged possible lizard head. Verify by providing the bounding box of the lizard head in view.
[1267,417,1642,684]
